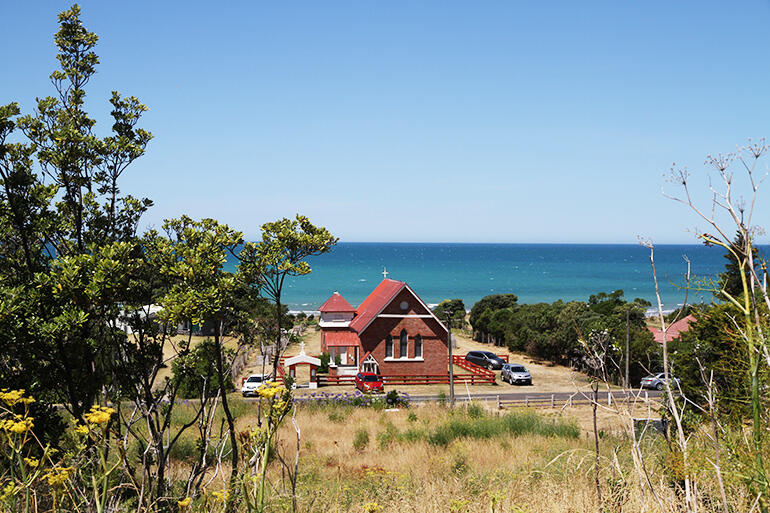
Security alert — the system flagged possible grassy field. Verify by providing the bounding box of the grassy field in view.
[222,397,741,513]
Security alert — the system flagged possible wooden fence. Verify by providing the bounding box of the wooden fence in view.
[231,347,250,381]
[494,391,657,410]
[283,353,511,387]
[317,372,496,386]
[451,354,496,378]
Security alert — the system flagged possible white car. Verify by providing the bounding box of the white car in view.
[242,374,271,397]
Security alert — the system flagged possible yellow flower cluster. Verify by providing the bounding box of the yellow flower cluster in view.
[257,381,286,400]
[1,415,34,434]
[74,424,90,436]
[362,502,382,513]
[44,466,73,488]
[23,457,39,468]
[209,490,227,503]
[0,389,35,407]
[84,405,115,425]
[177,497,192,508]
[1,483,18,501]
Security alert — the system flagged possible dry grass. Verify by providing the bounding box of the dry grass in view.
[256,402,727,513]
[153,394,750,513]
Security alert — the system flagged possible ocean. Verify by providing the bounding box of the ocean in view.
[228,243,741,312]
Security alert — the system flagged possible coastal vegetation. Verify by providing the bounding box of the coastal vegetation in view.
[469,290,658,386]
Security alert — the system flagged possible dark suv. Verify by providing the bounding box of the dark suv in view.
[464,351,506,370]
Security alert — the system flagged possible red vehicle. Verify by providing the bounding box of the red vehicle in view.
[355,372,384,393]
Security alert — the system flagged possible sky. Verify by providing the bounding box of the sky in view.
[2,1,770,244]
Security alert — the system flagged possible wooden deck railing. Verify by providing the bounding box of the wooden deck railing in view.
[451,354,496,378]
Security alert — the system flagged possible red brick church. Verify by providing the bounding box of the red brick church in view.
[319,278,449,376]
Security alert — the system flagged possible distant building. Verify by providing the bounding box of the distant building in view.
[648,315,696,344]
[319,279,449,376]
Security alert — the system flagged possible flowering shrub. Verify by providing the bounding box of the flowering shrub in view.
[0,389,124,512]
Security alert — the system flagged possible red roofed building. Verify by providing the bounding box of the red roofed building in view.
[649,315,696,344]
[319,279,449,376]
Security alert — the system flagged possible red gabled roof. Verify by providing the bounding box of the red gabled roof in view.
[649,315,696,344]
[318,291,356,313]
[325,330,361,347]
[349,279,406,333]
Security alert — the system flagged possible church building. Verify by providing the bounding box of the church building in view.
[319,278,449,376]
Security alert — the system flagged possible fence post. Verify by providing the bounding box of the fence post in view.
[525,396,529,407]
[645,391,648,403]
[551,394,554,408]
[608,392,612,406]
[569,396,572,408]
[497,395,501,410]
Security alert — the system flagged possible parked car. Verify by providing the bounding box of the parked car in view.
[242,373,271,397]
[640,373,680,391]
[355,372,384,393]
[465,351,506,370]
[501,363,532,385]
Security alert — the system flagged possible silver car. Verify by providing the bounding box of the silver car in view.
[640,373,680,391]
[501,363,532,385]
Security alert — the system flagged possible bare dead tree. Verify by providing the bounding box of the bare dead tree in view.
[663,139,770,507]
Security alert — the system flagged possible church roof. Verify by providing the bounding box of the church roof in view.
[649,315,696,344]
[349,279,406,333]
[325,330,361,347]
[318,291,356,313]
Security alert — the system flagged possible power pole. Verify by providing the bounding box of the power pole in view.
[446,312,455,407]
[625,306,630,389]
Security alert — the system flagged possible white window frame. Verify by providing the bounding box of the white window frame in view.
[399,329,409,359]
[414,334,423,358]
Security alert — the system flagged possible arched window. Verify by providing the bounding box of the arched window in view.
[414,334,423,358]
[385,335,393,358]
[400,329,408,359]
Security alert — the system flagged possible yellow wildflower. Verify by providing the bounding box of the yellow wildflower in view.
[257,383,286,400]
[2,416,33,434]
[177,497,191,508]
[362,502,382,513]
[23,457,39,468]
[210,490,227,502]
[0,483,18,500]
[84,405,115,425]
[74,424,90,436]
[0,389,24,407]
[45,466,73,487]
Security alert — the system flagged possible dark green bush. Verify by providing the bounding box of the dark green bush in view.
[171,338,235,399]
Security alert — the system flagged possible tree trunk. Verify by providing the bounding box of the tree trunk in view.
[214,320,239,513]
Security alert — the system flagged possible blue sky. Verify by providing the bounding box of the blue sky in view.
[2,1,769,243]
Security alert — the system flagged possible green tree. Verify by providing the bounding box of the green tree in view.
[670,302,757,421]
[433,298,466,329]
[239,215,337,378]
[716,231,759,300]
[172,338,235,398]
[469,293,518,341]
[0,4,152,422]
[159,216,246,509]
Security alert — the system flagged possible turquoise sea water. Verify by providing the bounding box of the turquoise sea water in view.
[229,243,744,311]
